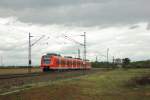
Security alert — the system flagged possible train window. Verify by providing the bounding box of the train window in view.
[77,61,79,66]
[43,56,50,64]
[61,60,63,65]
[65,60,67,66]
[69,60,72,66]
[56,59,59,64]
[44,60,50,64]
[43,55,50,59]
[67,60,69,66]
[81,62,83,66]
[78,61,80,65]
[61,60,65,65]
[78,61,79,66]
[73,61,76,65]
[63,60,65,65]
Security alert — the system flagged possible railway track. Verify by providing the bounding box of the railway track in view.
[0,70,90,80]
[0,72,43,80]
[0,68,108,80]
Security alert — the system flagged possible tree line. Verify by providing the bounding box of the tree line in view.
[92,58,150,68]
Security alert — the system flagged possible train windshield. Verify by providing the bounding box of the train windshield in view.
[43,55,51,64]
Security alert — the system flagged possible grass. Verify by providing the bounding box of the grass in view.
[0,68,150,100]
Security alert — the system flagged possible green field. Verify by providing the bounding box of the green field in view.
[0,68,150,100]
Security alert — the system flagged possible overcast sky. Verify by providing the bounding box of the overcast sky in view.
[0,0,150,66]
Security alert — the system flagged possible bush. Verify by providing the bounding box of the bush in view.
[91,61,116,68]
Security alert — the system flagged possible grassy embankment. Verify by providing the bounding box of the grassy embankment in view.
[1,68,150,100]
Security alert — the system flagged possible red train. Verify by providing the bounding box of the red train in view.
[41,53,91,72]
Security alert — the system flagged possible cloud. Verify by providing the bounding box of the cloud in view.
[146,23,150,30]
[0,0,108,8]
[0,17,86,65]
[0,0,150,65]
[0,0,150,27]
[129,25,139,30]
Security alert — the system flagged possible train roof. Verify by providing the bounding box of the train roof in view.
[74,58,82,60]
[46,53,61,56]
[64,56,73,58]
[43,53,90,62]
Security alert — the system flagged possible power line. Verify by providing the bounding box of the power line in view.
[63,35,84,46]
[62,33,85,59]
[31,35,45,46]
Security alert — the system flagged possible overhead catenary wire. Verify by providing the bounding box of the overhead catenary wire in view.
[63,35,84,46]
[28,33,46,73]
[61,32,86,64]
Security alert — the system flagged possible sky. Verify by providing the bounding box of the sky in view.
[0,0,150,66]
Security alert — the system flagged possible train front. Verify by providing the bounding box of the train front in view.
[41,54,52,71]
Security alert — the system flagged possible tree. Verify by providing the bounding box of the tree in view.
[122,58,131,68]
